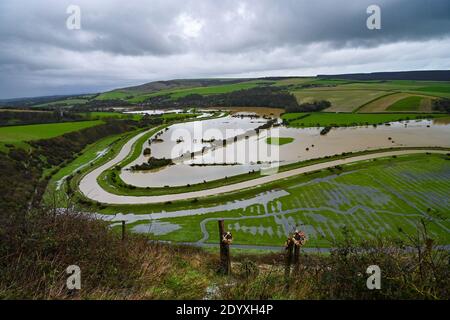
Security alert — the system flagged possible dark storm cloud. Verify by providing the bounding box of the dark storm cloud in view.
[0,0,450,98]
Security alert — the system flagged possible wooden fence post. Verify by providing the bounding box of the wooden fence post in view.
[284,237,294,281]
[121,220,126,241]
[293,230,307,275]
[293,242,301,275]
[218,220,232,275]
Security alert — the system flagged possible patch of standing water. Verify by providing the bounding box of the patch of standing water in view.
[120,118,450,188]
[124,109,185,115]
[93,189,289,224]
[131,221,181,236]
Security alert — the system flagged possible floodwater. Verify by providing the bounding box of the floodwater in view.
[120,118,450,187]
[94,189,289,223]
[124,109,185,115]
[209,106,285,117]
[120,115,266,186]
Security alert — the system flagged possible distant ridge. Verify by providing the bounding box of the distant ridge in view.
[115,78,253,93]
[318,70,450,81]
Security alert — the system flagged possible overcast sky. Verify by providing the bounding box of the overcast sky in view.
[1,0,450,99]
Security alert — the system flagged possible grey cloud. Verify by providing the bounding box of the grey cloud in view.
[0,0,449,98]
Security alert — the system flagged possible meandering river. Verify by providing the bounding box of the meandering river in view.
[78,113,450,204]
[120,117,450,187]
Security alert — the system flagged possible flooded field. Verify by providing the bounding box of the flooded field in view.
[99,154,450,247]
[124,109,185,115]
[209,106,285,117]
[120,117,450,187]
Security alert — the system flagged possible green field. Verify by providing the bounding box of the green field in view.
[95,91,134,100]
[340,80,450,98]
[281,112,442,128]
[357,93,435,113]
[289,80,450,112]
[0,120,103,143]
[105,153,450,248]
[387,96,427,111]
[266,137,294,145]
[292,89,389,112]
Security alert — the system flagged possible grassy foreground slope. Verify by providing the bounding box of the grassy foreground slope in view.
[3,204,448,299]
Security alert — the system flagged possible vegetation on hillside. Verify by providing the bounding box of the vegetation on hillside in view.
[0,110,85,126]
[139,86,299,109]
[130,157,174,171]
[0,119,147,215]
[432,99,450,113]
[285,100,331,113]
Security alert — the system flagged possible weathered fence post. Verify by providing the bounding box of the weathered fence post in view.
[218,220,232,275]
[284,237,294,282]
[285,230,307,285]
[293,242,301,275]
[121,220,126,241]
[293,230,307,275]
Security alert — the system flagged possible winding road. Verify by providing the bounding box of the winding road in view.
[79,124,448,205]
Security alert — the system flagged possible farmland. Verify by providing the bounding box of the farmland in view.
[286,79,450,112]
[292,89,389,112]
[108,153,450,248]
[7,77,450,114]
[281,112,443,128]
[387,96,433,112]
[0,120,103,143]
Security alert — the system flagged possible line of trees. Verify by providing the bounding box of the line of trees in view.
[0,110,85,126]
[140,86,300,109]
[284,100,331,113]
[432,98,450,113]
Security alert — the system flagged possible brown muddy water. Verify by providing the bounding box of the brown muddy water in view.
[119,118,450,188]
